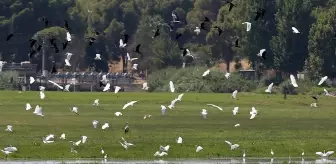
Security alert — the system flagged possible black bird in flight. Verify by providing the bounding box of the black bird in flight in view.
[64,20,70,31]
[227,2,235,12]
[152,27,160,39]
[255,8,266,21]
[214,26,223,36]
[51,61,57,74]
[85,37,96,46]
[311,96,318,102]
[200,22,207,31]
[133,44,142,55]
[29,39,37,48]
[204,17,212,24]
[235,39,240,48]
[28,49,37,59]
[175,32,182,40]
[99,81,106,87]
[41,17,50,28]
[36,44,42,52]
[6,33,14,41]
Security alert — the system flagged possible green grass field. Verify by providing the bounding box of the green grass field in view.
[0,91,335,160]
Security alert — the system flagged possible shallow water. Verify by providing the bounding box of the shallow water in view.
[0,158,335,164]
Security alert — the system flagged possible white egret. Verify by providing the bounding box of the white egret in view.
[70,140,81,146]
[103,83,110,92]
[127,53,138,61]
[119,141,130,150]
[5,125,12,132]
[168,98,178,109]
[233,107,239,115]
[121,137,134,147]
[290,74,298,87]
[302,149,304,157]
[177,93,184,101]
[242,22,251,31]
[26,103,32,110]
[250,107,258,119]
[160,145,170,152]
[122,101,137,109]
[154,151,168,157]
[243,150,246,158]
[66,31,71,42]
[318,76,328,86]
[114,86,121,94]
[271,149,274,156]
[143,114,152,119]
[232,90,238,99]
[177,137,183,144]
[45,134,54,141]
[29,77,35,84]
[101,75,108,83]
[225,73,230,79]
[3,146,17,152]
[265,83,274,93]
[207,104,223,111]
[142,82,149,90]
[39,86,45,91]
[119,39,126,48]
[316,150,334,158]
[0,61,5,72]
[92,120,98,128]
[93,99,99,107]
[234,124,240,127]
[101,148,104,154]
[201,109,207,118]
[292,27,300,33]
[124,122,129,134]
[132,64,138,70]
[194,27,200,35]
[70,107,79,115]
[311,103,317,107]
[64,52,73,66]
[64,84,70,92]
[1,150,12,156]
[60,133,66,139]
[202,69,210,77]
[115,112,122,116]
[196,145,203,152]
[102,123,109,130]
[33,105,44,117]
[257,49,266,60]
[161,105,167,115]
[94,54,101,60]
[40,91,45,99]
[81,136,87,144]
[71,148,78,154]
[225,140,239,150]
[48,80,64,90]
[169,81,175,93]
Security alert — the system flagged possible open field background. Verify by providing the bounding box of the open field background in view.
[0,91,335,160]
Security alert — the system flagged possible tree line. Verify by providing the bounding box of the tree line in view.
[0,0,335,80]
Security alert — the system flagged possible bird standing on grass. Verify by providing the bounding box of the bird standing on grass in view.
[124,122,129,134]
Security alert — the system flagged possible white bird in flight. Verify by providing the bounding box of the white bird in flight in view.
[92,120,98,128]
[265,83,274,93]
[115,112,122,116]
[39,91,45,99]
[132,64,138,70]
[81,136,87,144]
[234,124,240,127]
[64,84,70,92]
[119,39,126,48]
[60,133,66,140]
[127,53,138,61]
[161,105,167,115]
[70,107,79,115]
[168,98,178,109]
[207,104,223,111]
[225,140,240,150]
[232,90,238,99]
[176,137,183,144]
[194,27,200,35]
[39,86,45,91]
[271,149,274,156]
[318,76,328,86]
[5,125,12,132]
[292,27,300,33]
[122,101,137,109]
[202,69,210,77]
[29,77,35,84]
[142,82,149,90]
[114,86,121,94]
[93,99,99,107]
[143,114,152,119]
[250,107,258,119]
[225,72,230,79]
[65,52,73,66]
[169,81,175,93]
[316,150,334,158]
[102,123,109,130]
[201,109,207,118]
[33,105,44,117]
[66,32,71,42]
[121,137,134,147]
[48,80,64,90]
[290,74,298,88]
[196,146,203,152]
[26,103,32,110]
[103,83,110,92]
[242,22,251,31]
[94,54,101,60]
[233,107,239,115]
[310,103,317,107]
[154,151,167,157]
[257,49,266,60]
[177,93,184,101]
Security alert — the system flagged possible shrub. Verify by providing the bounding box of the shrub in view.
[0,71,20,90]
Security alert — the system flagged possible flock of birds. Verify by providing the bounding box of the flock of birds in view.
[0,2,335,163]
